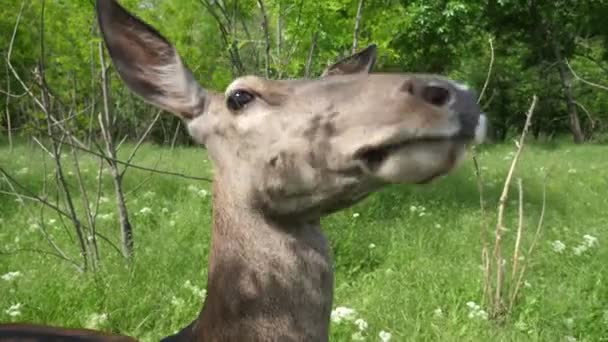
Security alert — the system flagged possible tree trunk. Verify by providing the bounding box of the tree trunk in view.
[99,42,135,260]
[551,39,584,143]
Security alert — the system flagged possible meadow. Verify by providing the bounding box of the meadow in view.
[0,140,606,341]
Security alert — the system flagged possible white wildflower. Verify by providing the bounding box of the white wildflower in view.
[330,306,357,323]
[352,213,360,218]
[466,301,479,310]
[28,223,39,233]
[85,313,108,329]
[98,213,114,221]
[368,243,376,249]
[551,240,566,253]
[197,189,208,198]
[573,245,587,256]
[433,308,443,318]
[567,169,577,174]
[351,331,365,341]
[139,207,152,215]
[564,317,575,328]
[379,330,392,342]
[169,220,176,227]
[583,235,598,248]
[1,271,22,282]
[565,336,577,342]
[434,223,442,229]
[170,296,185,307]
[354,318,368,331]
[184,280,207,299]
[5,303,22,317]
[466,301,488,320]
[143,191,156,199]
[409,205,417,212]
[48,219,56,225]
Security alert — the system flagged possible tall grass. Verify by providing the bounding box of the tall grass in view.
[1,139,607,341]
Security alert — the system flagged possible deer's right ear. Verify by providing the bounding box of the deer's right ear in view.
[321,44,377,77]
[96,0,206,119]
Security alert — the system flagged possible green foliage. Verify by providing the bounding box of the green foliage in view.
[1,141,607,340]
[0,0,607,141]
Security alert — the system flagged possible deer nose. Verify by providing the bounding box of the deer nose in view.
[403,77,485,142]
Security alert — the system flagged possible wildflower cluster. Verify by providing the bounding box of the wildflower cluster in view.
[466,301,488,320]
[85,313,108,329]
[188,185,209,198]
[573,234,599,256]
[5,303,22,318]
[330,306,391,341]
[409,205,428,217]
[1,271,22,282]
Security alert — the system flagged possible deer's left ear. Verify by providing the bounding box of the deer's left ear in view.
[322,44,377,77]
[96,0,207,119]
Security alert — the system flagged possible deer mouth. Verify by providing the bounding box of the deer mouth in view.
[355,136,466,172]
[355,114,487,179]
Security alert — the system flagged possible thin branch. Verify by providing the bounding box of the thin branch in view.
[473,152,491,306]
[257,0,271,79]
[120,109,162,178]
[352,0,365,54]
[492,95,537,316]
[0,89,27,98]
[566,59,608,92]
[49,135,212,182]
[510,178,524,287]
[0,248,83,272]
[305,31,318,78]
[478,38,495,104]
[0,169,72,219]
[508,170,549,313]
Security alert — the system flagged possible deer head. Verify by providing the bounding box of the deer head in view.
[96,0,486,220]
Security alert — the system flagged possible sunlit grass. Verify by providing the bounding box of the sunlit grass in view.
[1,140,607,341]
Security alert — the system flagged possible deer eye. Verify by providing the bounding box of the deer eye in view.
[227,90,255,111]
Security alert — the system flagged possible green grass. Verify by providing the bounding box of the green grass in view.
[0,140,607,341]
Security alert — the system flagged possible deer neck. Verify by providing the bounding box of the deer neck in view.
[168,176,334,342]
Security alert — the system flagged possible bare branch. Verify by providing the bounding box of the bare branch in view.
[121,109,162,178]
[492,95,537,316]
[566,59,608,92]
[478,38,495,104]
[352,0,365,54]
[257,0,271,79]
[305,31,318,78]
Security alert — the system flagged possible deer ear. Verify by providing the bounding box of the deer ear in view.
[322,44,377,77]
[96,0,206,119]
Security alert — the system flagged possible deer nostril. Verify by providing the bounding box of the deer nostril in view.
[421,85,451,107]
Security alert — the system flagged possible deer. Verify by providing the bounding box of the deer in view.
[0,0,486,341]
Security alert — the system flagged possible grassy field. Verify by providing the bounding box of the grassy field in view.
[0,140,606,341]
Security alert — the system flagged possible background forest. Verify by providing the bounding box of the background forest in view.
[1,0,608,145]
[1,0,608,341]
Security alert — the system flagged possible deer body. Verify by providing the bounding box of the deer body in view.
[163,179,332,342]
[0,0,486,340]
